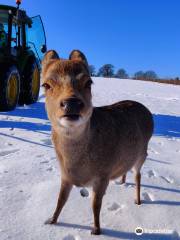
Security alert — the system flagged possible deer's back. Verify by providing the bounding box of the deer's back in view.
[92,100,153,141]
[89,100,154,178]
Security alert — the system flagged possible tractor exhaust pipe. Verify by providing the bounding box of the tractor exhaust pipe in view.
[16,0,22,9]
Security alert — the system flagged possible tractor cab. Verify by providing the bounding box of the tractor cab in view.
[0,1,47,111]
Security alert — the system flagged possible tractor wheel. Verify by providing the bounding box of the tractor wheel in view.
[0,65,20,111]
[19,59,40,105]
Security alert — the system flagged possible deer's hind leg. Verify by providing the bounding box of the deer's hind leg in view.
[119,174,126,184]
[133,153,147,205]
[134,172,141,205]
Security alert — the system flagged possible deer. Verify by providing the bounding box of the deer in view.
[41,50,154,235]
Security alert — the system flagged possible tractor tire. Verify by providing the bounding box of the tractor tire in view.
[19,59,40,105]
[0,65,20,111]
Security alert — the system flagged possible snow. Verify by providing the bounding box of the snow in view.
[0,77,180,240]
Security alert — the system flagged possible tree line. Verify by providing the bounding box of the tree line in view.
[89,64,180,83]
[89,64,158,80]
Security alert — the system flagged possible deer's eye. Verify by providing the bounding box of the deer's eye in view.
[42,83,52,91]
[84,79,93,89]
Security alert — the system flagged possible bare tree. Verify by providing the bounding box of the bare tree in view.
[116,68,129,79]
[134,71,145,80]
[144,71,158,80]
[134,70,158,80]
[98,64,114,77]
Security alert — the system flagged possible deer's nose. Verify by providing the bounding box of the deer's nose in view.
[60,97,84,113]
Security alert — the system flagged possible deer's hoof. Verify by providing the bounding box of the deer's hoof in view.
[44,217,57,225]
[134,199,141,205]
[91,227,101,235]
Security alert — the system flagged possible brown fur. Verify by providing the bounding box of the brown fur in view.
[42,50,154,235]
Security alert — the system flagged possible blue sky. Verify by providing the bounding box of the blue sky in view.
[1,0,180,77]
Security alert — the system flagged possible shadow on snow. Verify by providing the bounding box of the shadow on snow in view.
[153,114,180,138]
[55,222,178,239]
[0,102,48,120]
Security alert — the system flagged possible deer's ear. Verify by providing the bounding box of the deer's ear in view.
[69,49,90,74]
[41,50,59,67]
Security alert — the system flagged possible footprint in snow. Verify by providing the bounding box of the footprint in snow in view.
[157,141,164,146]
[80,188,89,197]
[108,202,125,212]
[41,138,52,145]
[160,176,174,184]
[0,149,19,157]
[147,170,156,178]
[148,147,157,153]
[142,192,154,202]
[46,167,53,172]
[63,235,81,240]
[36,154,44,158]
[40,161,49,164]
[5,142,13,147]
[150,148,159,155]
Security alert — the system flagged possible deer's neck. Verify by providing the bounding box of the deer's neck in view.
[52,120,91,160]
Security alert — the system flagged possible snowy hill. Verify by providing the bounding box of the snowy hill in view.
[0,78,180,240]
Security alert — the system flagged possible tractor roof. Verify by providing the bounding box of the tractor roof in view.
[0,4,32,25]
[0,5,17,13]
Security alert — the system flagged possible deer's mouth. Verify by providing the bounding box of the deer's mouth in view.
[62,114,80,121]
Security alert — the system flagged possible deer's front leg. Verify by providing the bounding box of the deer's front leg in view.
[45,179,72,224]
[91,178,109,235]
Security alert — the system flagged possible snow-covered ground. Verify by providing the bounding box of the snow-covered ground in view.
[0,78,180,240]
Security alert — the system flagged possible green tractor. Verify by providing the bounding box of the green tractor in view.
[0,0,47,111]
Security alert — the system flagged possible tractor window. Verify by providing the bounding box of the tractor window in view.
[26,15,46,62]
[0,10,8,46]
[11,24,17,48]
[0,22,8,48]
[3,23,8,33]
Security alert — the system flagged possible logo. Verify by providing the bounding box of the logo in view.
[135,227,144,235]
